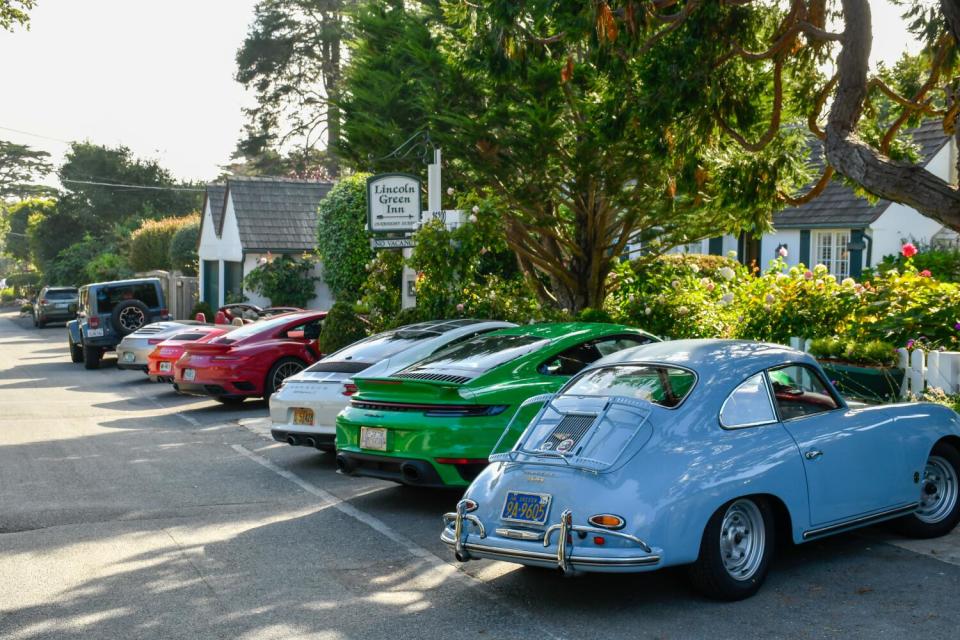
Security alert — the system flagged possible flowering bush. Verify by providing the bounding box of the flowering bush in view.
[733,259,862,343]
[360,250,403,330]
[243,254,318,308]
[606,254,747,338]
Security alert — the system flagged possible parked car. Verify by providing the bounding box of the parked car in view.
[116,321,206,373]
[218,303,302,322]
[174,310,327,404]
[67,278,170,369]
[270,319,516,452]
[441,339,960,601]
[33,286,79,328]
[147,326,231,383]
[335,323,658,488]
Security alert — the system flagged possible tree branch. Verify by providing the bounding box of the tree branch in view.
[717,59,784,151]
[780,166,835,205]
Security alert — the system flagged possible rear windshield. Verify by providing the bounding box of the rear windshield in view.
[95,283,159,313]
[170,332,209,342]
[212,315,296,343]
[563,365,696,408]
[401,333,549,375]
[45,289,77,300]
[306,329,436,371]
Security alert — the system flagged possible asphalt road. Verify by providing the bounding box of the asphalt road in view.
[1,311,959,640]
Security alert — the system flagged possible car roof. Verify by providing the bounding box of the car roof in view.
[589,339,818,389]
[484,322,654,343]
[83,277,162,289]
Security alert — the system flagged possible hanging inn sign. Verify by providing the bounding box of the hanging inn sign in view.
[367,173,422,234]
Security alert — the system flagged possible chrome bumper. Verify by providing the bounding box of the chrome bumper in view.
[442,504,660,572]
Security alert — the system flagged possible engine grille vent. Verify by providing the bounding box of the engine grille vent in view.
[392,372,471,385]
[539,414,597,454]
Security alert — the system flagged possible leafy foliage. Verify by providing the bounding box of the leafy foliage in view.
[243,254,319,307]
[316,173,373,299]
[2,197,53,262]
[5,271,40,297]
[190,301,215,323]
[129,214,200,273]
[359,249,403,330]
[320,300,369,354]
[85,253,133,283]
[808,337,898,367]
[0,140,52,198]
[168,218,201,276]
[0,0,34,31]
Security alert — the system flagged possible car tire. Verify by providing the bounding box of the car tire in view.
[37,319,46,328]
[264,357,306,397]
[32,314,38,328]
[111,299,151,337]
[69,335,83,363]
[893,442,960,539]
[83,345,102,370]
[214,396,245,405]
[688,496,774,601]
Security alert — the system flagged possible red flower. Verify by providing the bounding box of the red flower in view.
[901,242,918,258]
[920,269,932,277]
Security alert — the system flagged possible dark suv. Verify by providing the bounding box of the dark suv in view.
[33,286,79,327]
[67,278,170,369]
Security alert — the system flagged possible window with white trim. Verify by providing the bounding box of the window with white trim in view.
[812,230,851,279]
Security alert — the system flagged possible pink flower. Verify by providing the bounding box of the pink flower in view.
[778,246,788,258]
[901,242,918,258]
[920,269,932,277]
[456,303,464,312]
[906,339,915,349]
[803,270,814,280]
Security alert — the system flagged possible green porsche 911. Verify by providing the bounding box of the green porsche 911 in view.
[335,323,658,488]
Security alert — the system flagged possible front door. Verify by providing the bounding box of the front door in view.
[771,364,915,526]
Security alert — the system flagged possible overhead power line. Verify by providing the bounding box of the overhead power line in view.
[0,125,71,144]
[61,179,204,192]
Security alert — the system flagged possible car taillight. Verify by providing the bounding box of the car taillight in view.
[89,317,100,328]
[342,382,358,397]
[40,299,48,305]
[160,308,168,317]
[211,355,243,361]
[588,514,625,530]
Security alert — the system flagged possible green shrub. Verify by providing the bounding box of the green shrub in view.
[129,214,199,273]
[808,337,843,359]
[316,173,374,300]
[190,301,214,322]
[243,255,318,308]
[384,306,430,329]
[870,247,960,282]
[0,287,15,303]
[168,219,200,275]
[85,253,133,283]
[360,250,404,331]
[576,307,614,324]
[606,254,747,338]
[320,301,369,354]
[6,271,41,297]
[20,302,33,314]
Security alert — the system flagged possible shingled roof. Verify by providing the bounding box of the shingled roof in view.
[773,120,951,229]
[203,184,226,232]
[220,177,334,252]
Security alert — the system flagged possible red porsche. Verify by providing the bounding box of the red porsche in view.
[174,310,327,404]
[147,326,231,383]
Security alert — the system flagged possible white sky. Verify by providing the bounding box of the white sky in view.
[0,0,924,185]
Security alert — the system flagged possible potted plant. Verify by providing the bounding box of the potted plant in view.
[808,337,904,402]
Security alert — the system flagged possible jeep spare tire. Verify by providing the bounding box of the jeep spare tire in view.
[112,299,150,336]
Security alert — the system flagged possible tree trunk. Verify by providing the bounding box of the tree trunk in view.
[825,0,960,231]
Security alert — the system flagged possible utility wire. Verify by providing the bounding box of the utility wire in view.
[0,125,72,144]
[61,179,204,192]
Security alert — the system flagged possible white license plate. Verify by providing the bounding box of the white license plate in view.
[159,362,172,372]
[122,352,135,363]
[183,369,196,381]
[86,328,104,338]
[359,427,387,451]
[55,302,68,309]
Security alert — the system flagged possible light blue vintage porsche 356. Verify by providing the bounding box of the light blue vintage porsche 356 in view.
[442,340,960,600]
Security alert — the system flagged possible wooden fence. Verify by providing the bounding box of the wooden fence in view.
[789,337,960,398]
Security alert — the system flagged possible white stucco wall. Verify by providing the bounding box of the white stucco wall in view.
[760,229,802,267]
[198,195,245,308]
[242,253,335,311]
[868,143,953,265]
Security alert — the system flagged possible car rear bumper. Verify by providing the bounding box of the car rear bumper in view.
[117,362,149,372]
[271,428,335,449]
[37,311,77,321]
[175,381,258,398]
[335,451,469,488]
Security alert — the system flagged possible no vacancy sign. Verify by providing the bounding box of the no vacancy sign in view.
[367,173,422,233]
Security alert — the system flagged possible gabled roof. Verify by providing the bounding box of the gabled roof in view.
[221,177,334,252]
[773,120,951,229]
[203,184,226,232]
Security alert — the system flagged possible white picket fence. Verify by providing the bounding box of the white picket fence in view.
[789,337,960,398]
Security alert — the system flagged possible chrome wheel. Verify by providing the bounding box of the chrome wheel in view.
[917,456,959,524]
[719,499,766,581]
[272,361,303,389]
[118,306,146,331]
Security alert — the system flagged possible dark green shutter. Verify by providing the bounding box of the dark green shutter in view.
[849,229,864,279]
[708,237,723,255]
[799,230,811,267]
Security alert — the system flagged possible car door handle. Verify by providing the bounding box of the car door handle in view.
[805,449,823,461]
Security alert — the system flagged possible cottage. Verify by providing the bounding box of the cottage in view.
[197,177,334,309]
[680,121,956,278]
